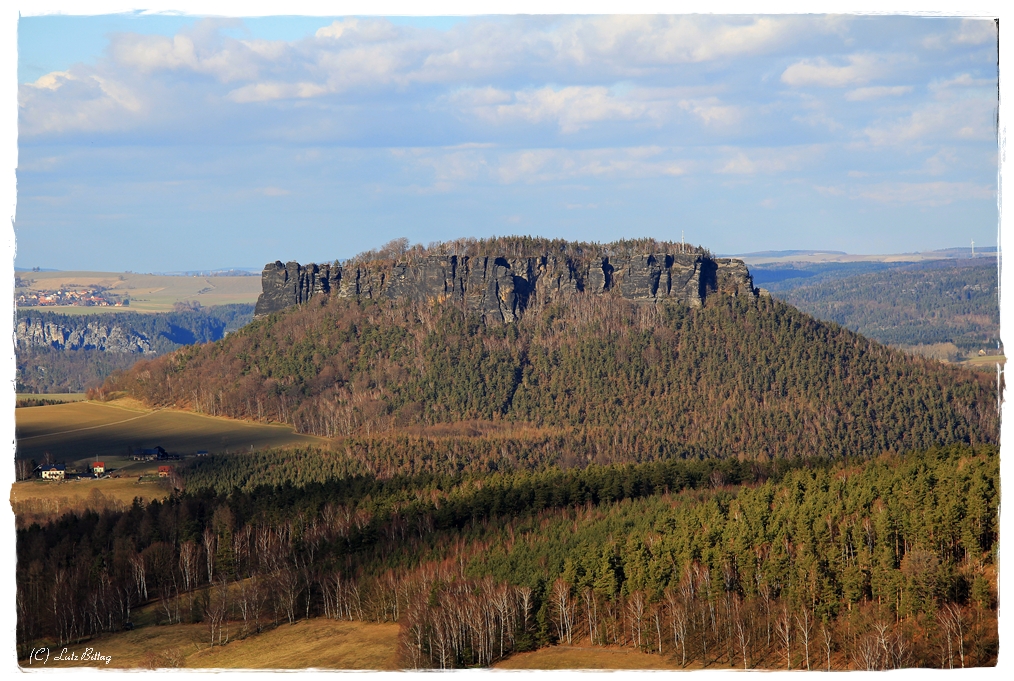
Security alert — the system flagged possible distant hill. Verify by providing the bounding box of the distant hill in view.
[763,259,999,359]
[730,249,848,258]
[16,304,254,393]
[738,246,996,266]
[109,269,997,465]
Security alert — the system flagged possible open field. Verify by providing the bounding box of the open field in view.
[11,477,172,527]
[12,476,171,506]
[21,619,401,670]
[494,645,682,670]
[16,270,260,313]
[958,354,1006,369]
[16,393,88,406]
[14,399,324,466]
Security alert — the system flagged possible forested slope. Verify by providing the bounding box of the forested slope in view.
[766,260,998,354]
[16,445,998,668]
[109,291,998,463]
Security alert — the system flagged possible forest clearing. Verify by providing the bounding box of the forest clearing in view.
[11,477,171,527]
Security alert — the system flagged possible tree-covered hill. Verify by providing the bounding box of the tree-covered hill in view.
[757,260,999,356]
[108,290,998,463]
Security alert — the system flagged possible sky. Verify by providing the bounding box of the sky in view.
[12,10,1002,271]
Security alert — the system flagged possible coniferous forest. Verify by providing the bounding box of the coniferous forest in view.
[762,260,1000,354]
[16,248,1001,669]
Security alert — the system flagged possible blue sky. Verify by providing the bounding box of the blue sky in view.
[14,12,1000,270]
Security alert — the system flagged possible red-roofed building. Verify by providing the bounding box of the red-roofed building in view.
[158,465,172,478]
[91,462,105,474]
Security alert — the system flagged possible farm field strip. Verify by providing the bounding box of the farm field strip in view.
[20,619,401,670]
[14,400,324,464]
[16,408,161,441]
[16,270,261,313]
[16,393,88,402]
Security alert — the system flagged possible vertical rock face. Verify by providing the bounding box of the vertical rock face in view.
[254,249,757,321]
[16,315,153,353]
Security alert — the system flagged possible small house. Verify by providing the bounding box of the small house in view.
[40,464,66,481]
[158,465,172,478]
[140,446,168,461]
[91,462,105,475]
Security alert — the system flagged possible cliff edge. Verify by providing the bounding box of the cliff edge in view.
[254,243,756,322]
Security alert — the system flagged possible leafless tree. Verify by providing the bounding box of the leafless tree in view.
[756,577,773,646]
[129,552,147,602]
[776,605,792,670]
[202,526,217,583]
[853,631,882,671]
[626,590,646,651]
[939,603,966,668]
[551,578,575,644]
[516,585,533,636]
[733,595,751,669]
[796,606,813,670]
[821,622,834,671]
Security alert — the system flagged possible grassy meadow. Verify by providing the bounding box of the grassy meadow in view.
[16,270,260,313]
[14,398,324,466]
[11,477,172,527]
[21,612,689,670]
[494,646,683,670]
[21,619,401,670]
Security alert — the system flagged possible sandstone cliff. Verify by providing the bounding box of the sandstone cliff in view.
[254,247,757,322]
[16,315,154,354]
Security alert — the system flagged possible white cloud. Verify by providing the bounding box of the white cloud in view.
[922,19,996,50]
[228,81,328,103]
[781,54,896,88]
[456,86,666,134]
[315,18,399,43]
[845,85,913,101]
[930,73,995,92]
[920,148,959,176]
[110,27,261,83]
[19,71,149,135]
[717,146,823,175]
[555,15,836,68]
[813,185,846,197]
[451,85,739,134]
[952,19,997,45]
[854,181,994,206]
[26,71,76,91]
[863,98,995,146]
[395,145,690,188]
[495,147,687,183]
[677,97,742,127]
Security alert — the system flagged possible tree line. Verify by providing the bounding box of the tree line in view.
[16,444,998,668]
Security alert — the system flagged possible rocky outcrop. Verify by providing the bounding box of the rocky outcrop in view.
[254,250,757,321]
[16,315,153,353]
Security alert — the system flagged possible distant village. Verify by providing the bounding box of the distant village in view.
[29,446,209,482]
[16,285,128,308]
